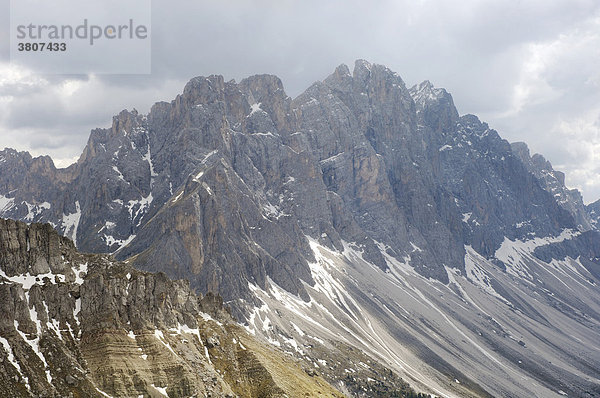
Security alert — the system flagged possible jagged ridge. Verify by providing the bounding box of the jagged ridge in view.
[0,218,346,398]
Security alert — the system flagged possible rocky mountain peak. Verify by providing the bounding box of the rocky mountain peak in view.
[510,140,530,158]
[239,74,286,101]
[410,80,459,132]
[239,74,294,134]
[410,80,445,105]
[28,155,56,175]
[0,150,65,185]
[510,141,592,231]
[321,63,352,94]
[333,62,352,77]
[111,108,142,136]
[352,58,373,83]
[352,60,409,92]
[182,74,227,106]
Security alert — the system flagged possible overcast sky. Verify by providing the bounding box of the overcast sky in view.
[1,0,600,203]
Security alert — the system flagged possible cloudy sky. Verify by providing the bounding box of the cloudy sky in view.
[1,0,600,202]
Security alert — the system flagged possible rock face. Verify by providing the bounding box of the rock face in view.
[586,198,600,229]
[2,60,600,398]
[511,141,593,231]
[0,218,345,398]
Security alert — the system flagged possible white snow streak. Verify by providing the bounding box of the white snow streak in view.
[61,201,81,246]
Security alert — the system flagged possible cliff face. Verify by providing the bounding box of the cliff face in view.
[511,141,593,231]
[0,219,344,398]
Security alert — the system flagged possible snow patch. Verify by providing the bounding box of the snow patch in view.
[168,323,203,344]
[320,152,345,165]
[262,201,287,219]
[0,268,66,290]
[142,139,157,188]
[24,201,51,221]
[193,171,204,182]
[104,234,136,252]
[151,384,169,397]
[204,346,212,364]
[112,165,126,182]
[307,239,361,321]
[0,336,27,386]
[74,262,87,285]
[0,194,16,213]
[172,191,184,203]
[495,229,578,280]
[154,329,177,356]
[96,388,114,398]
[199,311,223,326]
[127,194,153,224]
[464,246,508,302]
[251,132,275,137]
[249,102,263,116]
[290,321,305,336]
[14,318,52,384]
[61,201,81,246]
[202,182,213,195]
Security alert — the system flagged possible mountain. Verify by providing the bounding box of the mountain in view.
[1,60,600,397]
[586,199,600,229]
[0,218,352,397]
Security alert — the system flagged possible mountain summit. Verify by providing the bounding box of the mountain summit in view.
[1,60,599,397]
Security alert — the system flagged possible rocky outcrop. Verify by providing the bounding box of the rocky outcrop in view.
[0,219,344,397]
[511,141,593,231]
[587,198,600,229]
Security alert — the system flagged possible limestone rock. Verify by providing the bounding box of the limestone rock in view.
[0,219,344,398]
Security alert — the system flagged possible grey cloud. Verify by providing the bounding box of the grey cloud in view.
[0,0,8,62]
